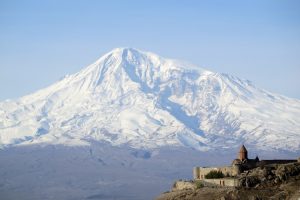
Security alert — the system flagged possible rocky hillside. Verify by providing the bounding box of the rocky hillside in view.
[156,162,300,200]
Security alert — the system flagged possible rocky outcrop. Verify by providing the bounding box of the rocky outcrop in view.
[238,162,300,188]
[172,181,196,191]
[156,162,300,200]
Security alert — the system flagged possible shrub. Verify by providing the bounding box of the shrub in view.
[204,170,224,179]
[195,180,204,188]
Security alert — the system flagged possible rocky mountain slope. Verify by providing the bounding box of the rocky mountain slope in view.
[1,47,300,152]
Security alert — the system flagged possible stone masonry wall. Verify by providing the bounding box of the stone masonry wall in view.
[193,166,234,179]
[202,178,239,187]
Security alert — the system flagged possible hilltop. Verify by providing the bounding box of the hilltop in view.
[156,162,300,200]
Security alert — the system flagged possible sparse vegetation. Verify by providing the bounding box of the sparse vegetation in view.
[204,170,224,179]
[195,180,204,188]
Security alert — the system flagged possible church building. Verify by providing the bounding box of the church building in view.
[193,145,297,181]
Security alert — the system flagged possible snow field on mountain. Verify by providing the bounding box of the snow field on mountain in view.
[0,48,299,152]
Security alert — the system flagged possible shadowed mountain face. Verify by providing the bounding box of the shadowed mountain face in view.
[0,48,299,152]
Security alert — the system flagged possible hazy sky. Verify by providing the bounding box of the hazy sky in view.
[1,0,300,100]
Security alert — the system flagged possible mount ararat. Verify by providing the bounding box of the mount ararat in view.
[1,47,299,151]
[0,48,299,200]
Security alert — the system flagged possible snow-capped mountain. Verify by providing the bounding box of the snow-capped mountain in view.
[1,47,300,151]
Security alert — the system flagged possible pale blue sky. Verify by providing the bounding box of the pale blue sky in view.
[0,0,300,100]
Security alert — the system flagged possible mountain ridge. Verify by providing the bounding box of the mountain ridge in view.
[0,48,300,152]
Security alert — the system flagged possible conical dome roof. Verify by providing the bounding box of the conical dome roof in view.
[239,145,247,153]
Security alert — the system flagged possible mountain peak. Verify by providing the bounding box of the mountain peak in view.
[99,47,149,62]
[0,49,300,153]
[110,47,142,53]
[96,47,210,74]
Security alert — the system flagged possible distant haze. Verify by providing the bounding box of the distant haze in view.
[0,0,300,100]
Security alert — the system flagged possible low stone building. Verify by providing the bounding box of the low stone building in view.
[193,145,297,187]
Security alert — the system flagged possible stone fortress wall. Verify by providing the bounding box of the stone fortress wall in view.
[193,166,235,180]
[201,178,239,187]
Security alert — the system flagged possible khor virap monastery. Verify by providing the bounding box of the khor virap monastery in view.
[193,145,298,187]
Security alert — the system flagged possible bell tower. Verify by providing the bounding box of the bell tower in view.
[238,145,248,161]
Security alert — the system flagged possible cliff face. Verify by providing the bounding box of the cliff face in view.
[156,162,300,200]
